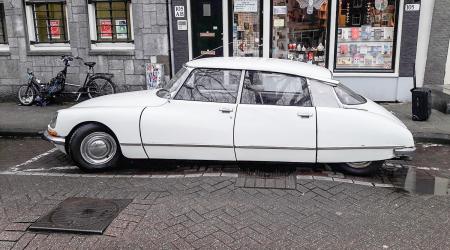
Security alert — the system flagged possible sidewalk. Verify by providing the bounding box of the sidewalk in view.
[0,102,449,143]
[0,102,73,136]
[382,103,450,144]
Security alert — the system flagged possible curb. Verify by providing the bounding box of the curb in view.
[0,131,43,138]
[413,132,450,145]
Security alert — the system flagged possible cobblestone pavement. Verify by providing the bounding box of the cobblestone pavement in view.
[0,138,449,249]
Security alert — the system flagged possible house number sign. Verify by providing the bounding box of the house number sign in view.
[174,6,185,18]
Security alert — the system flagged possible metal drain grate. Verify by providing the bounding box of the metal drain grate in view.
[29,197,131,234]
[236,167,297,190]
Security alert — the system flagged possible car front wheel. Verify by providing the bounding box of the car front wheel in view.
[330,161,384,176]
[69,123,121,172]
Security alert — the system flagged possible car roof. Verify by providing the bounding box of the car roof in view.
[185,57,338,84]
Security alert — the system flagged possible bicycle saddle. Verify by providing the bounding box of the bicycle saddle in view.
[84,62,96,67]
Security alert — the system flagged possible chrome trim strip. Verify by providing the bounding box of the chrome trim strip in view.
[236,146,316,150]
[137,144,406,151]
[42,130,65,145]
[317,146,403,150]
[143,143,234,148]
[120,143,142,147]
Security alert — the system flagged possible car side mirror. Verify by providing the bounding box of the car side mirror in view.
[184,82,195,90]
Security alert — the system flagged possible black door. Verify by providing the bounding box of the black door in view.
[191,0,223,58]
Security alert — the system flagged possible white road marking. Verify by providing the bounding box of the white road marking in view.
[10,148,58,172]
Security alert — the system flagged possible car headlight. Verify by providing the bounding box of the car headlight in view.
[49,112,58,128]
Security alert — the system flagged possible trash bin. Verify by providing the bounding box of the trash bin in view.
[411,64,431,121]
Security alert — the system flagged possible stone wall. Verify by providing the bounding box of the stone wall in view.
[0,0,170,101]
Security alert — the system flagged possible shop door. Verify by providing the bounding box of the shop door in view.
[230,0,263,57]
[191,0,223,58]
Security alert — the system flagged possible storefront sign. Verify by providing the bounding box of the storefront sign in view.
[177,20,187,30]
[115,19,128,39]
[100,19,112,39]
[49,20,60,39]
[405,4,420,12]
[146,63,164,90]
[174,6,185,18]
[234,0,258,12]
[273,6,287,15]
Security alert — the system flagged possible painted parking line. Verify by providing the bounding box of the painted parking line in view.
[10,148,58,171]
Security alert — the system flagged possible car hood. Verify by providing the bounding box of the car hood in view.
[353,99,407,128]
[71,89,168,108]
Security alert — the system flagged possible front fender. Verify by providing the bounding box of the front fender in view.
[54,107,147,159]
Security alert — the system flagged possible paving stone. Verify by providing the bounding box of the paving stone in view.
[0,232,23,242]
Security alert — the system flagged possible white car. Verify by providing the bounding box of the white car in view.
[43,57,415,176]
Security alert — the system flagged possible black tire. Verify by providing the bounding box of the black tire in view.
[69,123,121,172]
[329,161,384,176]
[17,85,36,106]
[86,76,116,99]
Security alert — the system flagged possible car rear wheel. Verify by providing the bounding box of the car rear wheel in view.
[69,123,121,172]
[330,160,384,176]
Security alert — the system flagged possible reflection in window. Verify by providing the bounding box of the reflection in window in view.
[94,0,131,42]
[241,71,312,107]
[271,0,328,67]
[175,69,241,103]
[0,4,7,44]
[231,0,262,57]
[27,2,68,43]
[335,0,397,71]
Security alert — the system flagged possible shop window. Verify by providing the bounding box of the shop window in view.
[25,1,69,44]
[230,0,263,57]
[335,0,398,72]
[0,4,7,44]
[87,0,134,48]
[241,71,312,107]
[271,0,329,67]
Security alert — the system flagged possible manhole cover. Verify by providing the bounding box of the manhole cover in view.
[236,167,296,190]
[29,197,132,234]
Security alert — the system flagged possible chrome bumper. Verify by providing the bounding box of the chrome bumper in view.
[393,147,415,160]
[41,130,65,145]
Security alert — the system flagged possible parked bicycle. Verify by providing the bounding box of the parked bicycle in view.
[18,55,116,106]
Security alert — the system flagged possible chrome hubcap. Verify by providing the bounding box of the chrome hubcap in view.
[347,161,372,169]
[80,132,117,165]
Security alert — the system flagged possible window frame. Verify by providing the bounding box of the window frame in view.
[87,0,134,48]
[0,3,7,45]
[173,67,243,104]
[239,70,313,107]
[333,0,401,73]
[25,1,69,44]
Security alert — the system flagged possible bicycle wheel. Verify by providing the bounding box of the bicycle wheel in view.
[86,76,116,99]
[17,85,37,106]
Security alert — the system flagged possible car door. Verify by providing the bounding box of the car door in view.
[140,68,242,161]
[234,71,317,162]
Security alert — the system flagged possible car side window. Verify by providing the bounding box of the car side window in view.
[174,68,241,103]
[241,71,312,107]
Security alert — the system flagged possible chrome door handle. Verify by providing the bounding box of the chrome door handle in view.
[219,107,234,113]
[297,111,313,118]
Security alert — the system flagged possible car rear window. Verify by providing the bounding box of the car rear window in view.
[334,84,366,105]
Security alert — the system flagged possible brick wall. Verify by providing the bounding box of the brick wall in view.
[424,0,450,85]
[0,0,170,101]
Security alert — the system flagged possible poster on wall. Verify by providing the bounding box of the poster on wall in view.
[234,0,257,12]
[146,63,165,89]
[49,20,61,39]
[115,20,128,39]
[100,19,112,39]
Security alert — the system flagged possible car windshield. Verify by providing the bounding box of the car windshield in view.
[161,66,189,93]
[334,84,367,105]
